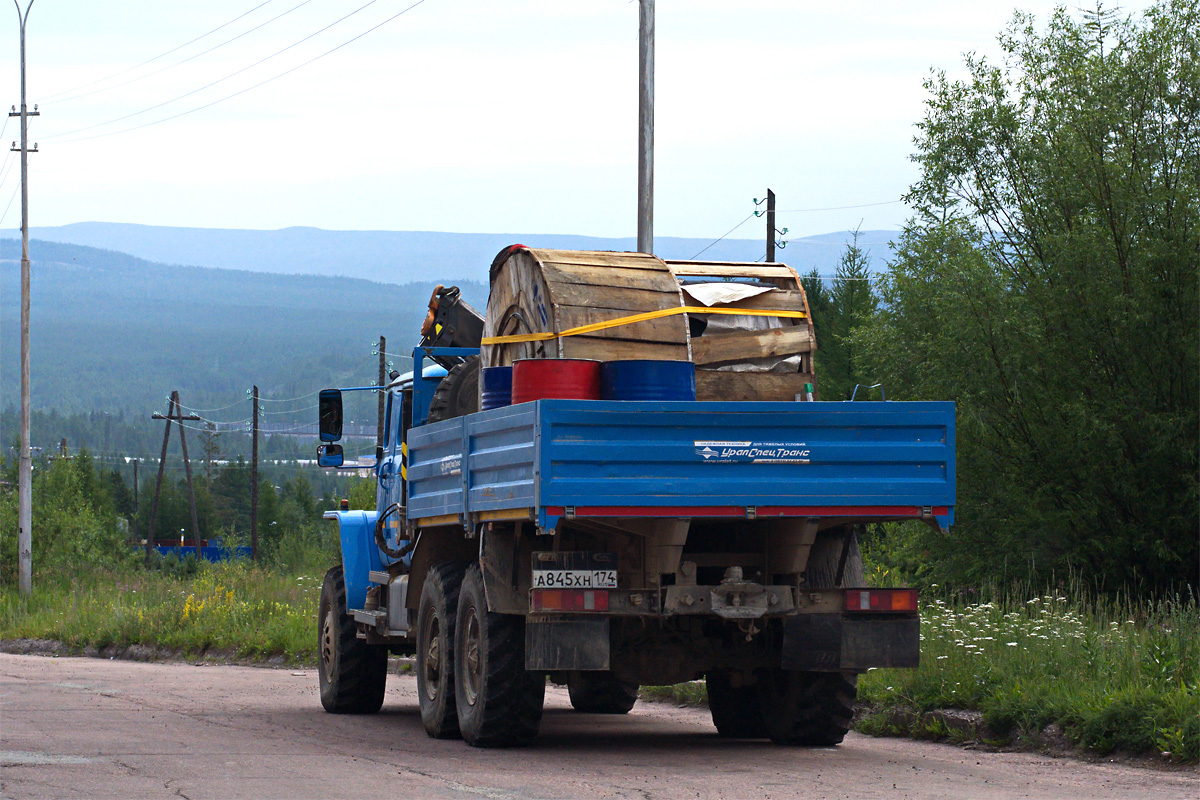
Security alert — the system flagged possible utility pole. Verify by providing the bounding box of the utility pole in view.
[251,385,259,562]
[131,458,139,548]
[376,336,386,451]
[637,0,654,255]
[13,0,39,597]
[766,189,776,263]
[174,394,203,560]
[147,393,203,564]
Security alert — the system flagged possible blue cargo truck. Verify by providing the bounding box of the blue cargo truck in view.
[315,265,955,749]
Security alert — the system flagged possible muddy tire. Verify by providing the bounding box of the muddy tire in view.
[758,670,858,746]
[757,525,862,746]
[318,565,387,714]
[705,670,767,738]
[416,561,468,738]
[427,356,480,423]
[567,674,638,715]
[455,564,545,747]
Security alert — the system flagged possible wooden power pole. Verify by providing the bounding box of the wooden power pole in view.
[766,189,776,263]
[376,336,386,451]
[147,392,203,563]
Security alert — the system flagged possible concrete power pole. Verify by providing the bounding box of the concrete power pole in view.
[12,0,39,597]
[637,0,654,255]
[251,385,259,562]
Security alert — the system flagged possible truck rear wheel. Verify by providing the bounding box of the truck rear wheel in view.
[758,670,857,746]
[417,561,468,739]
[567,674,638,714]
[454,564,545,747]
[705,670,767,738]
[318,565,387,714]
[758,526,862,746]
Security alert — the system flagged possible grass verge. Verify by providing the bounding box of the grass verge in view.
[0,561,321,666]
[857,590,1199,762]
[4,565,1196,762]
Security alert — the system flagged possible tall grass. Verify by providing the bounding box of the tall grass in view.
[0,561,322,664]
[857,587,1199,761]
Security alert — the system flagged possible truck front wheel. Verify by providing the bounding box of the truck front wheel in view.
[454,564,545,747]
[416,561,467,739]
[318,565,387,714]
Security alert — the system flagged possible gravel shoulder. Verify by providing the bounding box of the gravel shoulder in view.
[2,653,1195,800]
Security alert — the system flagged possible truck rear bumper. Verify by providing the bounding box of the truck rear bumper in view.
[782,613,920,671]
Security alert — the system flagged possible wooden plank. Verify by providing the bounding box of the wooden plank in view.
[549,283,683,311]
[540,262,681,292]
[665,261,798,279]
[694,370,816,402]
[532,250,665,270]
[553,304,689,344]
[692,327,814,366]
[562,337,690,362]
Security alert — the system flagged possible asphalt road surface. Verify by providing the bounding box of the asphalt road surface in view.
[1,654,1194,800]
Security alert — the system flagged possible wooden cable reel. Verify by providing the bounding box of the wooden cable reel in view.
[482,247,817,401]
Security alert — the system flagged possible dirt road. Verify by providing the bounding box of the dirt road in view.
[0,654,1192,800]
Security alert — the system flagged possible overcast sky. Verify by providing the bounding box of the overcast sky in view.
[0,0,1156,241]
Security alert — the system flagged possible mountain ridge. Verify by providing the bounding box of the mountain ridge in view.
[0,222,898,285]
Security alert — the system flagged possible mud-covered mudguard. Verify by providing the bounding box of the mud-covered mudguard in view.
[323,510,381,611]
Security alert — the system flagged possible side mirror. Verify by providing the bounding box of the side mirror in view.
[318,389,343,442]
[317,444,344,468]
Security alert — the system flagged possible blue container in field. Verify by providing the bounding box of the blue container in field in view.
[480,365,514,410]
[600,360,696,401]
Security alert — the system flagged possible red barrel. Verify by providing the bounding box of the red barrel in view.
[511,358,602,403]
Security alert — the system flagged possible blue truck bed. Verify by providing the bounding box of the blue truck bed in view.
[405,399,955,532]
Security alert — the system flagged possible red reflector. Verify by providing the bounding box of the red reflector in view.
[531,589,610,613]
[844,589,918,612]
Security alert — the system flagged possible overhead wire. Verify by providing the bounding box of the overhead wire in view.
[0,183,19,227]
[777,199,903,214]
[45,0,316,107]
[688,212,756,260]
[37,0,278,102]
[45,0,427,144]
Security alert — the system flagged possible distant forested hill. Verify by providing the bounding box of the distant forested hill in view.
[0,223,897,285]
[0,238,487,417]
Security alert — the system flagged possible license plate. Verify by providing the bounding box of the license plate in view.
[532,551,618,590]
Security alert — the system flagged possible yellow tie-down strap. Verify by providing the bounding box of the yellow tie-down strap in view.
[480,306,806,345]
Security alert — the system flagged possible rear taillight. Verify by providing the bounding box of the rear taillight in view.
[530,589,610,613]
[844,588,918,612]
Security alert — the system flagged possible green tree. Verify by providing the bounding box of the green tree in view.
[806,230,880,400]
[855,1,1199,591]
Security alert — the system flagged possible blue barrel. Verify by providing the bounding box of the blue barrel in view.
[480,365,513,410]
[600,360,696,401]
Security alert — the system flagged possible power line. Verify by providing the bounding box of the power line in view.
[44,0,416,143]
[777,200,903,214]
[0,183,19,227]
[46,0,316,107]
[38,1,278,102]
[689,212,755,259]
